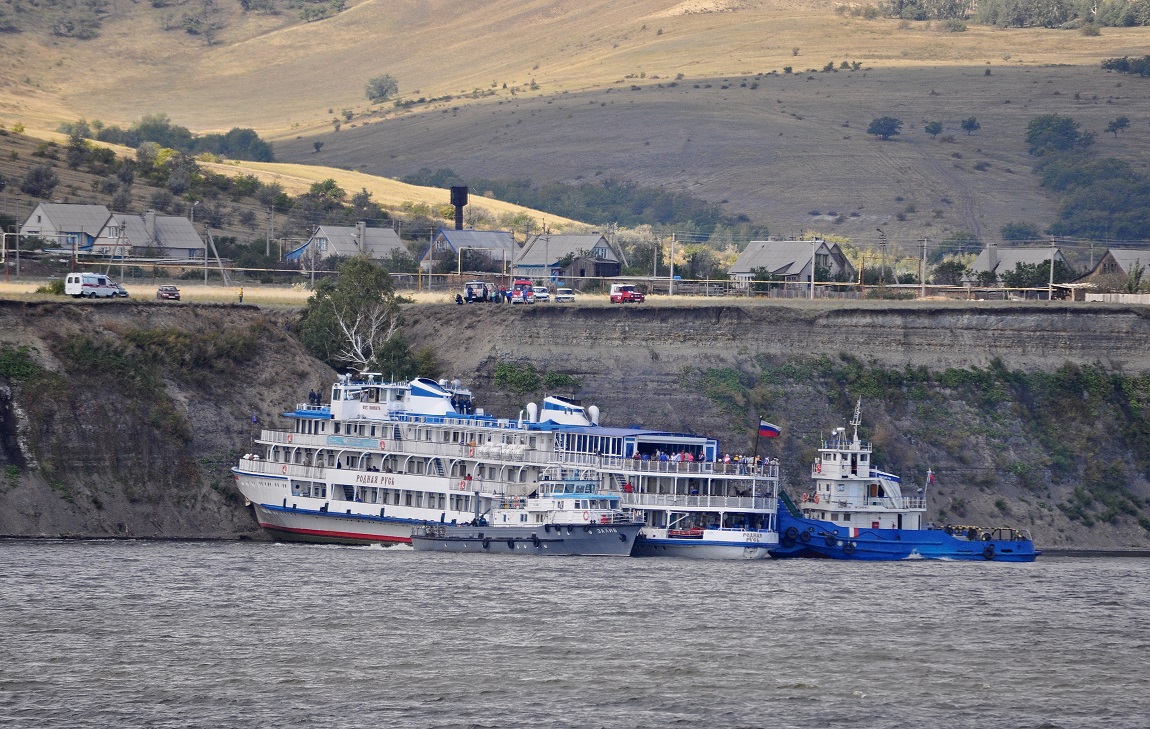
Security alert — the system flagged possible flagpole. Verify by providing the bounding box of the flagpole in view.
[753,415,762,467]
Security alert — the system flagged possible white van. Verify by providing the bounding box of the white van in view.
[65,272,123,298]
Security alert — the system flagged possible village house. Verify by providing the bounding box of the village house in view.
[968,244,1068,284]
[420,228,518,273]
[91,211,205,259]
[1074,248,1149,289]
[728,238,857,288]
[19,203,111,251]
[286,222,406,264]
[513,233,622,282]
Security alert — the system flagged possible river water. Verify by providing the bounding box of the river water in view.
[0,540,1146,728]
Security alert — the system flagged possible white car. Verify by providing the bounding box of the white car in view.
[555,287,576,303]
[532,286,551,302]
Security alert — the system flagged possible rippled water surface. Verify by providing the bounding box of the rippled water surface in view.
[1,541,1147,728]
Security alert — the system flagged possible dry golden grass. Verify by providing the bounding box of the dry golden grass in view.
[3,1,1149,254]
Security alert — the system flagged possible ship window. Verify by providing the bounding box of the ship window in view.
[860,454,868,462]
[404,491,412,506]
[334,423,340,434]
[842,513,851,521]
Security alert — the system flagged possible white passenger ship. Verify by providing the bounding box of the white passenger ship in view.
[232,374,779,559]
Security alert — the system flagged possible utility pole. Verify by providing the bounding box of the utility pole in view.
[876,228,887,288]
[809,237,816,300]
[669,233,676,297]
[921,237,928,299]
[1048,239,1056,301]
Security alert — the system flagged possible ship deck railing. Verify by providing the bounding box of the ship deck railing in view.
[620,493,776,511]
[802,496,925,510]
[237,455,325,479]
[260,429,781,478]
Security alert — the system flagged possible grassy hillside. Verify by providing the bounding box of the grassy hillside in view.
[2,0,1149,252]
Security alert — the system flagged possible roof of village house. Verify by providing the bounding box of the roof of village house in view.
[730,239,842,276]
[970,246,1065,274]
[102,213,203,250]
[311,225,405,258]
[1103,249,1150,274]
[22,203,111,235]
[432,229,518,253]
[517,234,618,266]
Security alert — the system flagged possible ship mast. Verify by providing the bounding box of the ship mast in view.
[851,397,862,446]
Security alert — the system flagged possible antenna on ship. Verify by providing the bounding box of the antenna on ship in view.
[851,397,862,443]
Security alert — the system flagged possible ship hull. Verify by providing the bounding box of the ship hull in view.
[251,502,416,546]
[410,523,642,556]
[632,531,776,560]
[771,512,1038,562]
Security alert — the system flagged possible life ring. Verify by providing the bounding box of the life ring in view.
[843,541,856,555]
[983,544,995,560]
[814,493,821,504]
[815,462,821,473]
[801,493,810,503]
[799,530,812,543]
[286,434,293,443]
[583,511,590,520]
[459,480,467,490]
[468,442,476,457]
[785,526,799,540]
[281,465,287,475]
[378,439,386,450]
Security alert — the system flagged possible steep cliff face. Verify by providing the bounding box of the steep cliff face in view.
[3,299,1149,548]
[0,301,333,539]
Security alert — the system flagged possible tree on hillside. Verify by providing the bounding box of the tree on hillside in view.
[1106,116,1130,138]
[1001,221,1042,241]
[867,117,903,140]
[924,121,943,138]
[1027,114,1093,156]
[961,116,981,135]
[297,257,405,372]
[20,165,59,198]
[365,74,399,103]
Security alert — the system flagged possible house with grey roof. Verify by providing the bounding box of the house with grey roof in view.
[969,245,1067,283]
[728,239,856,287]
[1075,248,1149,288]
[286,222,406,263]
[513,233,622,281]
[20,203,111,251]
[420,228,518,272]
[92,211,205,259]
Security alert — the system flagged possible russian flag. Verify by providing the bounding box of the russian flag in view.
[758,419,781,438]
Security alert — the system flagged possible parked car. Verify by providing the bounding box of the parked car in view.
[555,287,576,303]
[110,283,129,298]
[609,283,645,304]
[156,285,181,301]
[510,287,535,304]
[532,285,551,302]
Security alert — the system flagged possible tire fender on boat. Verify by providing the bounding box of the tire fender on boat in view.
[843,541,856,555]
[482,538,490,549]
[984,544,995,560]
[785,526,799,540]
[799,530,811,543]
[825,534,837,547]
[532,534,541,548]
[507,539,515,549]
[619,533,628,542]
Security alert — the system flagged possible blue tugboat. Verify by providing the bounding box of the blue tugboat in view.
[770,401,1039,562]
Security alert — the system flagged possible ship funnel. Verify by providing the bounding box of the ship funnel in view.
[588,405,600,426]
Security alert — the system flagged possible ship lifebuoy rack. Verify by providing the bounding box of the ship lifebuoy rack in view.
[281,465,288,475]
[286,434,293,444]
